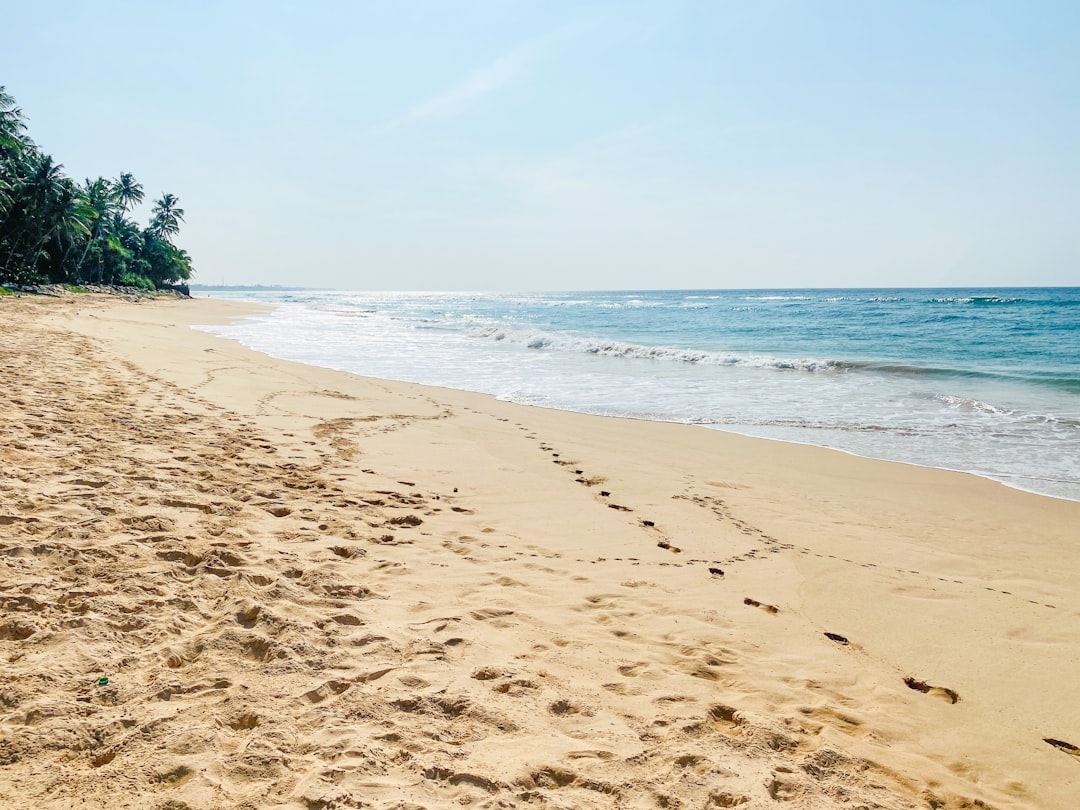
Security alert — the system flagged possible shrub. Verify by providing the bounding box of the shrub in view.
[120,272,155,291]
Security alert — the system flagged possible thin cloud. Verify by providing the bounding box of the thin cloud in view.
[410,45,533,121]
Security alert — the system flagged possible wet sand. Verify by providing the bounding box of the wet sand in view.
[1,292,1078,809]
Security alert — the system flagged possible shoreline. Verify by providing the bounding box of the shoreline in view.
[702,427,1080,505]
[198,296,1080,506]
[2,292,1079,809]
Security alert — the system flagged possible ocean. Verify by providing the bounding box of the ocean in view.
[196,288,1080,502]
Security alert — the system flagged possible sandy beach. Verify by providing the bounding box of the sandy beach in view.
[1,292,1078,810]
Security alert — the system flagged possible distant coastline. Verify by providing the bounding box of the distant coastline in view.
[189,284,334,292]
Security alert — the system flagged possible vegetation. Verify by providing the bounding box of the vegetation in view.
[0,86,193,290]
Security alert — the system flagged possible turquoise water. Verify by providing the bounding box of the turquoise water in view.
[199,288,1080,501]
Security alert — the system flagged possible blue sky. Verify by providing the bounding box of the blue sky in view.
[4,1,1078,289]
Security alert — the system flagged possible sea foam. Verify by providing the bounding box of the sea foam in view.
[198,287,1080,501]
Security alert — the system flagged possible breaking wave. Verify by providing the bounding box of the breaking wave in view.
[466,325,1080,391]
[471,326,847,372]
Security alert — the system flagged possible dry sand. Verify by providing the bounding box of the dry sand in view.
[0,292,1078,810]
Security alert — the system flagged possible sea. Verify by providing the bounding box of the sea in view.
[195,288,1080,503]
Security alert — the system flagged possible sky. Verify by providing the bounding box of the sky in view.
[3,1,1079,290]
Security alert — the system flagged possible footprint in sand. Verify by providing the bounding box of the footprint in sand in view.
[1044,738,1080,757]
[548,699,584,716]
[903,676,960,704]
[743,597,779,614]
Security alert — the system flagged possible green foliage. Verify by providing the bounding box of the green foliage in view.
[119,272,155,291]
[0,285,13,295]
[0,86,196,290]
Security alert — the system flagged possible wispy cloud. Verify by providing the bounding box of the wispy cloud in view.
[410,44,534,121]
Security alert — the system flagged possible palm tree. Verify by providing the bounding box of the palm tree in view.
[115,172,144,213]
[1,153,66,279]
[0,167,14,221]
[74,177,120,282]
[30,177,94,278]
[0,87,28,218]
[53,183,95,278]
[111,212,143,254]
[1,87,197,287]
[0,86,27,156]
[150,193,184,242]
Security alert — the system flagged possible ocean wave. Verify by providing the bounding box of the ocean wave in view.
[308,303,378,316]
[1015,412,1080,429]
[934,395,1013,415]
[855,362,1080,391]
[912,395,1080,427]
[689,416,930,436]
[470,326,845,372]
[741,295,814,301]
[928,296,1026,305]
[593,299,664,309]
[467,326,1080,391]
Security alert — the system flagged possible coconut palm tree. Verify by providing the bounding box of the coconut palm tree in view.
[0,86,27,156]
[53,184,96,278]
[2,153,66,280]
[115,172,144,213]
[27,177,95,279]
[0,87,197,287]
[74,177,121,282]
[0,87,28,218]
[150,193,184,241]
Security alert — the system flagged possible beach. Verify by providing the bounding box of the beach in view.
[200,288,1080,504]
[1,292,1078,809]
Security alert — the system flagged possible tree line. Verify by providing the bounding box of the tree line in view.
[0,86,193,290]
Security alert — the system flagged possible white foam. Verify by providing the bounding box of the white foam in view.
[195,290,1080,503]
[934,395,1013,415]
[468,325,844,372]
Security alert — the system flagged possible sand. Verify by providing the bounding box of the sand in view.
[0,292,1078,810]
